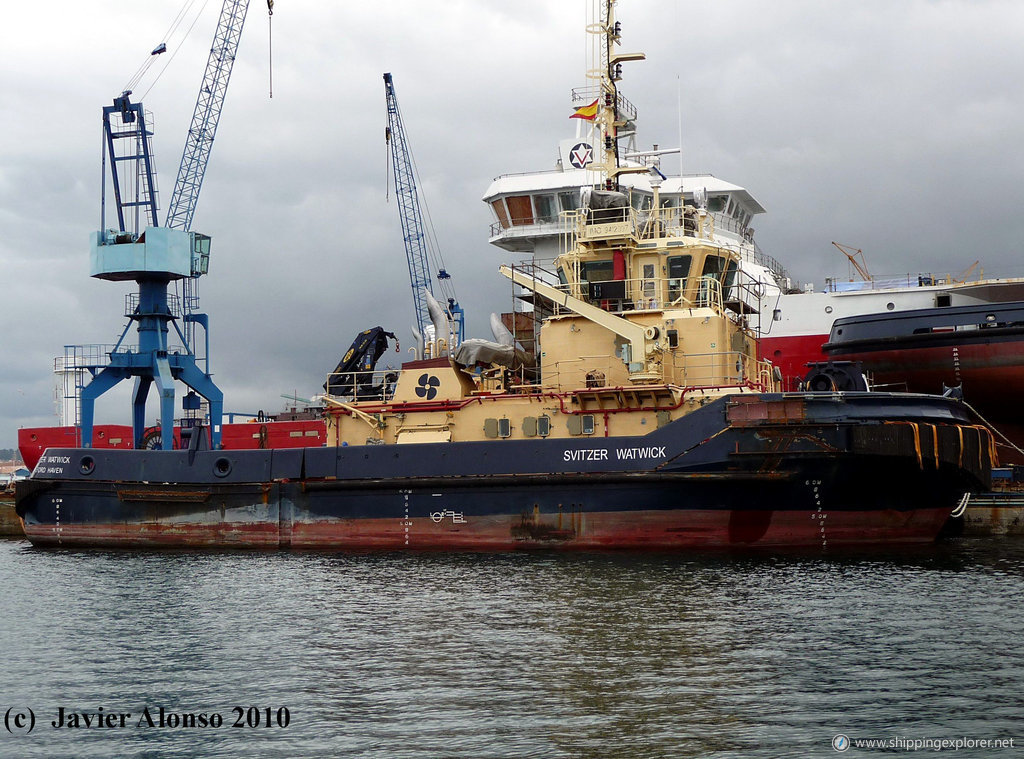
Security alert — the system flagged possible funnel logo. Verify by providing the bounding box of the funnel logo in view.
[415,373,440,400]
[569,142,593,169]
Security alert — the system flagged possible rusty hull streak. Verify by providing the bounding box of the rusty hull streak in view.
[117,489,212,503]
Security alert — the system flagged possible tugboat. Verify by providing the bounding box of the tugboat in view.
[16,1,994,550]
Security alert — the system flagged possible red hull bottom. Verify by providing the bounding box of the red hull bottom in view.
[21,507,953,550]
[834,343,1024,416]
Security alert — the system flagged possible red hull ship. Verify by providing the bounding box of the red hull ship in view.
[822,302,1024,452]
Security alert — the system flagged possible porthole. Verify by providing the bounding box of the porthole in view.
[825,306,833,314]
[79,456,95,476]
[886,302,895,311]
[213,457,232,478]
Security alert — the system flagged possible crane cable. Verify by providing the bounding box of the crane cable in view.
[137,0,215,101]
[267,0,274,98]
[403,119,457,305]
[122,0,198,93]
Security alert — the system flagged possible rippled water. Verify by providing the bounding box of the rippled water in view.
[1,539,1022,758]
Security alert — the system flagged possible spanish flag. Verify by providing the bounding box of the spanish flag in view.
[569,99,599,120]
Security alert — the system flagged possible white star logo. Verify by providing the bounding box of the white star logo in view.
[569,142,593,169]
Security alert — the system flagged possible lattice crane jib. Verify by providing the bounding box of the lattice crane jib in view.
[383,73,464,346]
[165,0,252,232]
[384,73,434,338]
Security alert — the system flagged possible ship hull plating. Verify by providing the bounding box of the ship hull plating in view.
[16,394,992,550]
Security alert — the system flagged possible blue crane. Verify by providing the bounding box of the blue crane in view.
[383,72,464,345]
[80,0,257,451]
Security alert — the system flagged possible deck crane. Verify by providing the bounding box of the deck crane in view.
[80,0,260,451]
[383,72,465,347]
[832,241,873,283]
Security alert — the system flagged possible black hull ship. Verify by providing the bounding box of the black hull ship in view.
[14,0,995,550]
[18,393,992,549]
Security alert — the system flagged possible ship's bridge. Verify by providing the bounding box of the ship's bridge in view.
[483,169,766,259]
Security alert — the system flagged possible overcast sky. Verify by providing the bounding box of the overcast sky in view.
[2,0,1023,449]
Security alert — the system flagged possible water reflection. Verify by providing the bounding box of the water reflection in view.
[1,539,1021,758]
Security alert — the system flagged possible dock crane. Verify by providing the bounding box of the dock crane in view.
[80,0,260,451]
[383,72,465,347]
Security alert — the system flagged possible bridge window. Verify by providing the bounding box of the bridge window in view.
[491,200,510,229]
[559,191,580,212]
[506,195,534,226]
[702,255,738,289]
[534,194,557,223]
[581,260,615,282]
[667,255,691,302]
[708,195,727,213]
[630,191,652,211]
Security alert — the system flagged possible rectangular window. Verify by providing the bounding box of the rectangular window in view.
[702,255,726,278]
[506,195,534,226]
[581,415,595,435]
[581,260,615,283]
[667,255,691,303]
[537,416,551,437]
[534,194,557,223]
[668,256,691,278]
[630,191,652,211]
[558,191,580,212]
[498,418,511,438]
[642,263,656,304]
[723,260,738,291]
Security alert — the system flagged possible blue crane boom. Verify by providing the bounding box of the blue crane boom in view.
[165,0,252,231]
[383,72,463,342]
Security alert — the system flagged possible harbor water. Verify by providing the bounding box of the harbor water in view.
[1,538,1022,758]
